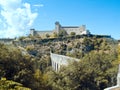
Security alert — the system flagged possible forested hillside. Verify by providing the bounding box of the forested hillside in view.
[0,36,119,90]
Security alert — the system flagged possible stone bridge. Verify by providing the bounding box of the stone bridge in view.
[50,52,80,71]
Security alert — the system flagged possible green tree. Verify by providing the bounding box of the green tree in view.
[58,30,67,37]
[70,32,76,36]
[19,36,26,41]
[53,32,58,38]
[46,34,50,38]
[0,78,31,90]
[45,51,117,90]
[0,44,47,90]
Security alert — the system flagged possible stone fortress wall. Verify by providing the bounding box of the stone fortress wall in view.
[55,21,89,35]
[0,38,14,44]
[50,52,79,71]
[30,29,53,37]
[30,21,90,36]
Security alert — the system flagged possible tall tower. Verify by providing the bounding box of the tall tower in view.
[82,25,86,31]
[55,21,61,34]
[30,29,35,36]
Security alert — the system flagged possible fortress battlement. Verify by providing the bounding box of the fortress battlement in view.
[30,21,90,36]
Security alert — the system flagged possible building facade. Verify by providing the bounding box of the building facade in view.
[30,21,90,36]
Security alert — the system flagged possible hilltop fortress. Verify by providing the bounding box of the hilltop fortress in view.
[0,21,112,45]
[30,21,90,36]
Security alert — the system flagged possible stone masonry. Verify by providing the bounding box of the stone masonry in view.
[30,21,90,36]
[50,52,79,71]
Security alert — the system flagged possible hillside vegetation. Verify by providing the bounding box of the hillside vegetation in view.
[0,35,119,90]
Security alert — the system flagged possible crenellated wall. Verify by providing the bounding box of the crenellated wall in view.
[30,29,53,36]
[60,25,87,35]
[30,21,90,36]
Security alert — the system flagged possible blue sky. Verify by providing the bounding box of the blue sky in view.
[0,0,120,39]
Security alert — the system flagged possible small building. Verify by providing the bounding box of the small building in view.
[30,21,90,36]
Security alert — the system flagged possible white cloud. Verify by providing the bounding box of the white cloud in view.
[33,4,44,7]
[0,0,38,38]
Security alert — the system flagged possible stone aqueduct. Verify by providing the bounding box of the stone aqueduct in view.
[50,52,79,71]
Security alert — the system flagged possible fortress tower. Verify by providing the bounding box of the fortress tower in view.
[55,21,61,33]
[30,29,36,36]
